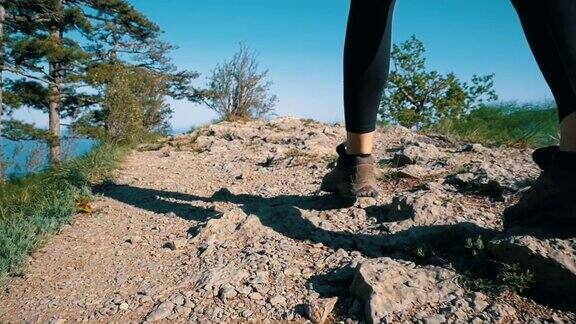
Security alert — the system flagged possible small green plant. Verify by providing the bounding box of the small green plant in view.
[465,235,485,257]
[137,142,165,152]
[457,271,501,295]
[283,148,309,167]
[497,263,535,293]
[221,131,236,141]
[413,246,433,259]
[379,169,402,183]
[258,156,275,168]
[25,144,46,174]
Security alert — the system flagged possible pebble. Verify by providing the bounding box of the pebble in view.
[146,301,175,322]
[268,294,286,306]
[127,236,143,244]
[219,284,238,301]
[248,292,264,301]
[164,238,187,250]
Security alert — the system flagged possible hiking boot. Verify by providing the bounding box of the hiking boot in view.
[503,146,576,229]
[320,143,379,198]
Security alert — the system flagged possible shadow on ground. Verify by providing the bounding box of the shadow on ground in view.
[97,182,573,311]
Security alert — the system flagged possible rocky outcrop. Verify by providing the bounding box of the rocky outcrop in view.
[1,117,573,323]
[387,186,455,227]
[489,235,576,309]
[350,258,463,323]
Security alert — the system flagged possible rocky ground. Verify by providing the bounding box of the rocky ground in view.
[0,117,575,323]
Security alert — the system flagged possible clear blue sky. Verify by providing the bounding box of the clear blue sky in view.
[15,0,553,131]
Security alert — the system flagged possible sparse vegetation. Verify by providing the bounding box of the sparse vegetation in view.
[429,101,559,147]
[456,236,536,295]
[497,263,535,293]
[0,143,128,280]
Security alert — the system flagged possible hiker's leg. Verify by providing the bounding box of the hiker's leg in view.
[320,0,395,197]
[560,113,576,152]
[344,0,396,155]
[512,0,576,152]
[504,0,576,227]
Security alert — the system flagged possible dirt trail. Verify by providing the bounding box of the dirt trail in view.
[1,117,574,323]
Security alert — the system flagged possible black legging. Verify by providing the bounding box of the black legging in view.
[344,0,576,134]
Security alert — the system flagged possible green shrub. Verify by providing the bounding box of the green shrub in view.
[0,143,127,280]
[429,101,559,147]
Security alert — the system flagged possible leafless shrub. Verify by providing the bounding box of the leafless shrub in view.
[203,44,278,121]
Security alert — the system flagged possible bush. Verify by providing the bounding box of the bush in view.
[0,143,128,279]
[429,101,559,147]
[203,44,278,121]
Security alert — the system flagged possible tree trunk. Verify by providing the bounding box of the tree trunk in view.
[0,4,5,139]
[48,28,62,166]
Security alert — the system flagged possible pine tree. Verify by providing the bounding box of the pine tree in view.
[4,0,194,164]
[4,1,200,164]
[4,0,92,165]
[0,4,5,135]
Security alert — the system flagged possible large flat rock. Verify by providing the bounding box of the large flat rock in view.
[349,257,464,323]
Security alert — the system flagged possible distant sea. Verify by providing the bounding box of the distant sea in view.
[1,128,189,179]
[1,137,97,178]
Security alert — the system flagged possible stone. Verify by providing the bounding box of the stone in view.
[489,235,576,307]
[391,143,446,167]
[268,294,286,307]
[394,164,440,180]
[387,188,454,227]
[423,314,447,324]
[448,161,536,199]
[145,301,175,322]
[126,236,143,244]
[172,294,185,306]
[349,258,463,324]
[219,284,238,301]
[164,238,187,250]
[175,305,192,317]
[471,292,489,312]
[303,297,338,324]
[248,292,263,301]
[118,302,129,310]
[48,320,66,324]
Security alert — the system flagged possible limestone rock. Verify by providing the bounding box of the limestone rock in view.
[489,235,576,307]
[303,297,338,324]
[146,301,175,322]
[387,188,454,226]
[349,258,463,324]
[391,143,446,167]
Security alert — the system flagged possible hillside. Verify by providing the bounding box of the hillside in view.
[1,117,574,323]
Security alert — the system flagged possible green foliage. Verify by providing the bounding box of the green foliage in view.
[456,236,536,295]
[497,263,535,293]
[381,36,498,128]
[0,120,55,143]
[203,44,278,121]
[3,0,197,163]
[430,101,559,147]
[78,63,175,144]
[0,142,128,279]
[465,235,485,257]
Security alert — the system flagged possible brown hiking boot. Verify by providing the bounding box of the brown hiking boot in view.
[320,143,379,198]
[504,146,576,229]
